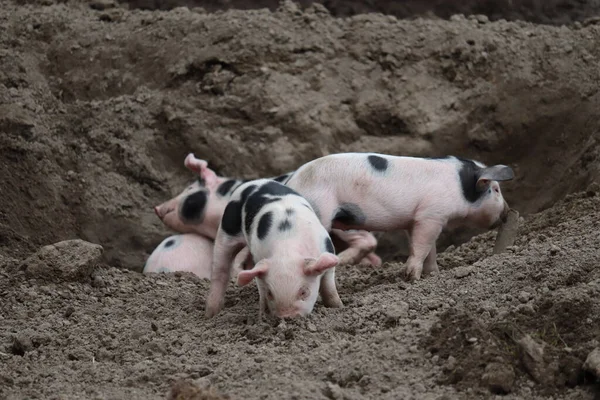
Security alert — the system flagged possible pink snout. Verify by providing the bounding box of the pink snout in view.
[154,203,175,220]
[275,307,302,319]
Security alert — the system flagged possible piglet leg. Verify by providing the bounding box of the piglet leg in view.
[422,242,439,275]
[319,268,343,308]
[404,220,442,282]
[331,229,378,266]
[205,230,245,318]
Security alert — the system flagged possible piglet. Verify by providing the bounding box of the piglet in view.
[143,233,247,279]
[154,154,382,267]
[284,153,515,281]
[205,179,342,319]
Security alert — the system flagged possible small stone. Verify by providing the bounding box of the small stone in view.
[583,348,600,379]
[10,334,33,355]
[89,0,115,10]
[385,302,409,322]
[432,355,439,364]
[586,182,600,196]
[481,362,515,394]
[468,337,478,344]
[476,14,489,24]
[63,306,75,318]
[549,245,560,255]
[518,291,530,303]
[444,355,457,371]
[516,304,535,315]
[306,323,317,333]
[454,266,474,278]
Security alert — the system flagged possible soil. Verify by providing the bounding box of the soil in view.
[1,0,600,398]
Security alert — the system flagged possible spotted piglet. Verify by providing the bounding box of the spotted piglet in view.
[284,152,515,281]
[155,154,292,240]
[205,179,342,319]
[154,153,382,268]
[143,234,248,279]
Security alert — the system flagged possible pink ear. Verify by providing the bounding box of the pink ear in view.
[237,260,269,286]
[184,153,218,188]
[304,253,339,276]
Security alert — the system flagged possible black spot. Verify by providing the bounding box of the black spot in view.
[456,157,485,203]
[285,208,294,216]
[254,181,299,197]
[164,239,175,248]
[426,156,451,160]
[244,196,280,236]
[179,190,207,222]
[221,201,243,236]
[217,179,238,197]
[221,184,257,237]
[367,155,388,172]
[324,237,335,254]
[243,181,297,236]
[273,173,291,183]
[278,219,292,231]
[333,203,367,226]
[257,212,273,240]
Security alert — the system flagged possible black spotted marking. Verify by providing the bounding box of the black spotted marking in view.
[456,157,485,203]
[367,155,389,172]
[324,237,335,254]
[257,212,273,240]
[179,190,208,222]
[333,203,367,226]
[243,181,299,237]
[221,184,257,237]
[285,208,294,216]
[217,179,238,197]
[273,173,291,183]
[164,239,175,248]
[278,219,292,231]
[244,196,280,236]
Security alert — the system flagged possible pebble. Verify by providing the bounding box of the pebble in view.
[583,348,600,378]
[454,266,474,279]
[518,291,530,303]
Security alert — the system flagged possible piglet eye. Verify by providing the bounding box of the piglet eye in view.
[494,187,500,194]
[267,290,274,301]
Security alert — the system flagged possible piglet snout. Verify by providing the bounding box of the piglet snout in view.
[276,308,301,319]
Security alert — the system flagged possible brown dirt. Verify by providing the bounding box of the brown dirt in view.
[1,0,600,398]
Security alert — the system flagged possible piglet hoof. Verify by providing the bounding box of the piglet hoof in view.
[204,293,224,319]
[364,252,382,267]
[403,264,422,282]
[323,296,344,308]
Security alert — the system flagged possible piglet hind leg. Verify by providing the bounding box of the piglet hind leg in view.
[331,229,378,266]
[205,230,245,319]
[404,220,443,282]
[319,268,343,308]
[422,242,439,276]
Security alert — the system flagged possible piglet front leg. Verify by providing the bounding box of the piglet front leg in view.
[319,268,343,308]
[404,220,442,282]
[205,230,245,318]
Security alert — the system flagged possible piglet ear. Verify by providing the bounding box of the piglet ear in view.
[237,260,269,287]
[476,165,514,192]
[303,253,339,276]
[184,153,219,188]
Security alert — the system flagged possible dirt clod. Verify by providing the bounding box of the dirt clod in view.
[584,348,600,379]
[20,239,103,283]
[481,362,515,394]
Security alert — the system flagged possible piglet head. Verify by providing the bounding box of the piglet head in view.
[154,154,229,239]
[237,253,339,319]
[471,164,514,229]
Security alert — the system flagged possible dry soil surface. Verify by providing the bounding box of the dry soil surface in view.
[1,0,600,398]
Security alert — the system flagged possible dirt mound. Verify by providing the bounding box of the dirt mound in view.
[2,0,600,398]
[2,188,600,399]
[1,0,600,270]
